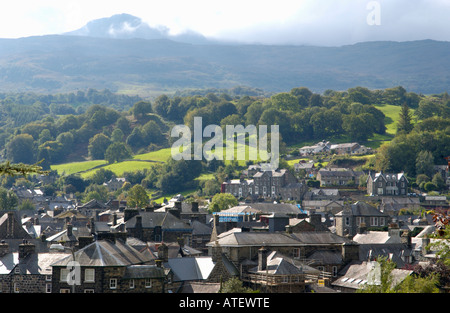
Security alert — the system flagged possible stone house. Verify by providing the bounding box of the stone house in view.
[316,168,363,186]
[242,247,307,293]
[335,201,391,238]
[124,208,193,244]
[50,239,170,293]
[0,240,70,293]
[299,141,331,156]
[207,229,359,282]
[222,168,306,201]
[103,177,126,192]
[330,142,361,155]
[293,161,316,175]
[366,171,408,196]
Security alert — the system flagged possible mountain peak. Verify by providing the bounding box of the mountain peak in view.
[65,13,167,40]
[64,13,211,44]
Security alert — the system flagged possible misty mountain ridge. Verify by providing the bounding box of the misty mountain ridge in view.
[0,13,449,96]
[63,13,214,45]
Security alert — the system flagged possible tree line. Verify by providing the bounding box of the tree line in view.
[1,86,448,195]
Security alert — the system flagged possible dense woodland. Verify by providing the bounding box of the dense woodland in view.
[0,85,449,203]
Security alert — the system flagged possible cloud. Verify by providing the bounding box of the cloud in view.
[0,0,448,45]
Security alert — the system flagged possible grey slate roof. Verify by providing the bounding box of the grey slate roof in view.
[51,239,152,267]
[291,231,354,245]
[209,232,303,247]
[0,252,70,275]
[249,251,304,275]
[335,201,386,217]
[126,212,192,231]
[307,250,343,265]
[245,203,303,215]
[122,264,166,279]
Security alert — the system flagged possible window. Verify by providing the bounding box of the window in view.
[14,283,19,293]
[45,275,52,281]
[14,267,20,274]
[84,269,95,282]
[345,217,350,226]
[370,217,379,226]
[60,289,71,293]
[46,283,52,293]
[356,217,364,226]
[332,266,338,277]
[271,186,275,194]
[282,276,289,284]
[129,279,135,289]
[60,269,70,282]
[110,278,117,289]
[84,289,94,293]
[380,217,385,226]
[145,278,152,288]
[292,248,300,259]
[255,186,259,195]
[249,188,252,194]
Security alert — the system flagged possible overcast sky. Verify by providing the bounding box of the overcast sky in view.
[0,0,449,46]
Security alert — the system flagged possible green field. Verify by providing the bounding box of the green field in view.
[51,149,170,178]
[51,160,107,176]
[51,104,405,179]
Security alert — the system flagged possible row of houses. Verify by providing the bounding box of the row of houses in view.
[221,168,307,201]
[299,141,372,156]
[0,191,447,293]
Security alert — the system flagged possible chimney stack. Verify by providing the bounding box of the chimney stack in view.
[67,223,73,237]
[124,208,139,222]
[112,213,117,226]
[157,243,169,263]
[18,240,35,260]
[0,240,9,257]
[258,246,268,271]
[191,202,199,212]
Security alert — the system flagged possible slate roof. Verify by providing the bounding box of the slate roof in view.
[358,244,414,268]
[209,232,303,247]
[51,239,152,267]
[179,282,221,293]
[335,201,386,217]
[245,203,304,215]
[371,172,408,182]
[290,231,354,245]
[122,264,166,279]
[307,250,343,265]
[125,212,192,231]
[166,257,215,281]
[332,260,413,290]
[191,220,212,236]
[249,251,304,275]
[352,231,403,244]
[0,252,70,275]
